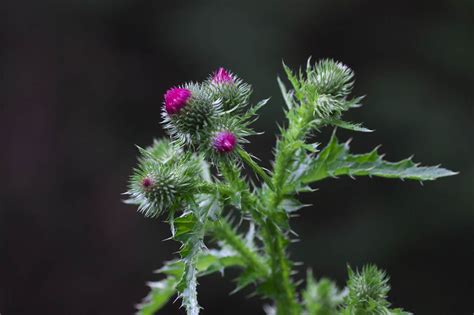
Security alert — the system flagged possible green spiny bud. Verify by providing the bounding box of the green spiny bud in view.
[284,58,361,122]
[311,59,354,98]
[205,67,252,111]
[125,139,202,218]
[344,265,391,312]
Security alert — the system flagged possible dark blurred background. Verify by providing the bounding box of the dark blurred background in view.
[1,0,473,314]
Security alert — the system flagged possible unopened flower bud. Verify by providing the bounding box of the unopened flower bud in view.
[206,68,251,111]
[313,59,354,98]
[213,131,237,153]
[125,139,202,218]
[162,84,219,146]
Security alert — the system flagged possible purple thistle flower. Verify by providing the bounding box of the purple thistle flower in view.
[213,131,237,153]
[212,67,234,84]
[164,87,192,115]
[141,177,154,190]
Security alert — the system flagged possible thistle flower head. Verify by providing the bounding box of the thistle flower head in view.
[212,67,234,84]
[164,87,192,115]
[201,112,257,164]
[345,265,391,311]
[125,139,202,218]
[283,58,362,122]
[205,69,252,111]
[213,131,237,153]
[162,83,220,147]
[311,59,354,98]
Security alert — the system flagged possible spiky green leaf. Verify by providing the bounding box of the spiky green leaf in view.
[302,131,457,183]
[238,148,275,191]
[329,119,373,133]
[278,76,294,110]
[136,278,177,315]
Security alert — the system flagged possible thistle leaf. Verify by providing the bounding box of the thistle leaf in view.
[238,148,275,191]
[329,119,373,133]
[136,278,177,315]
[281,198,308,213]
[302,131,457,183]
[278,76,294,110]
[282,61,301,94]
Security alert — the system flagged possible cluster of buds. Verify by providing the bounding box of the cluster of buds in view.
[127,68,262,217]
[162,68,257,161]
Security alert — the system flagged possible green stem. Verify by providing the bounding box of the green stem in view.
[261,220,299,315]
[262,104,315,315]
[272,104,314,194]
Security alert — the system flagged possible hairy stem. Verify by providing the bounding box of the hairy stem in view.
[262,220,299,315]
[262,104,316,315]
[272,103,314,194]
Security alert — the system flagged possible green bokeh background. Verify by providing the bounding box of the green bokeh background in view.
[1,1,472,314]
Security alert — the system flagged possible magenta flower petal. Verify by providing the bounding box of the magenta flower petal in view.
[213,131,237,153]
[212,67,234,84]
[164,87,192,115]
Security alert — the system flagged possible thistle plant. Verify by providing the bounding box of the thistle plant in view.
[125,59,457,315]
